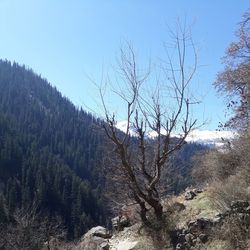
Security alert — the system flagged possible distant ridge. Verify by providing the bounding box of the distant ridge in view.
[116,120,235,147]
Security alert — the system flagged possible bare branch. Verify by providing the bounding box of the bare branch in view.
[101,25,200,228]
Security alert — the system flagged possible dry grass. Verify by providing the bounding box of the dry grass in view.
[202,240,232,250]
[164,188,220,229]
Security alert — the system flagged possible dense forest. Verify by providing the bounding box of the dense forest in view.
[0,60,207,243]
[0,60,109,238]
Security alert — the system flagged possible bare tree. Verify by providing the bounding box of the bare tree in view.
[0,206,65,250]
[101,25,198,229]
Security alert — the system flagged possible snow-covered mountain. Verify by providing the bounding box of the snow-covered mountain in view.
[183,129,235,147]
[116,120,138,136]
[116,121,236,147]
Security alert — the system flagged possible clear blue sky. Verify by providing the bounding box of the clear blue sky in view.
[0,0,249,130]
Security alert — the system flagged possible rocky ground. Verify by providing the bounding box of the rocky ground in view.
[43,188,250,249]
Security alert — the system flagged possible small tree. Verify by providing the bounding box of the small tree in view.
[101,26,198,229]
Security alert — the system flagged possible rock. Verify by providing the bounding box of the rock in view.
[187,220,196,227]
[116,239,138,250]
[176,243,185,250]
[242,214,250,226]
[246,206,250,213]
[173,202,186,212]
[42,237,61,250]
[193,188,203,194]
[192,238,197,244]
[185,233,195,244]
[75,226,111,250]
[198,233,208,243]
[223,208,231,217]
[85,226,111,239]
[182,228,189,234]
[188,218,212,234]
[177,233,186,244]
[212,216,222,224]
[230,200,249,213]
[100,241,110,250]
[184,190,196,200]
[194,237,201,244]
[187,220,197,233]
[196,218,212,229]
[238,213,245,220]
[112,215,130,231]
[231,200,249,208]
[76,237,109,250]
[215,213,225,219]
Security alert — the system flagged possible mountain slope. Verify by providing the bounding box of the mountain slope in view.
[0,60,107,238]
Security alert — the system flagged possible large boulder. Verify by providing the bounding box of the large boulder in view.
[75,226,111,250]
[86,226,112,239]
[116,239,138,250]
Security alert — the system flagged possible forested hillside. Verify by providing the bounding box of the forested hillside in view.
[0,60,108,238]
[0,60,208,244]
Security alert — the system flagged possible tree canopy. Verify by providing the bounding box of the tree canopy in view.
[215,10,250,129]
